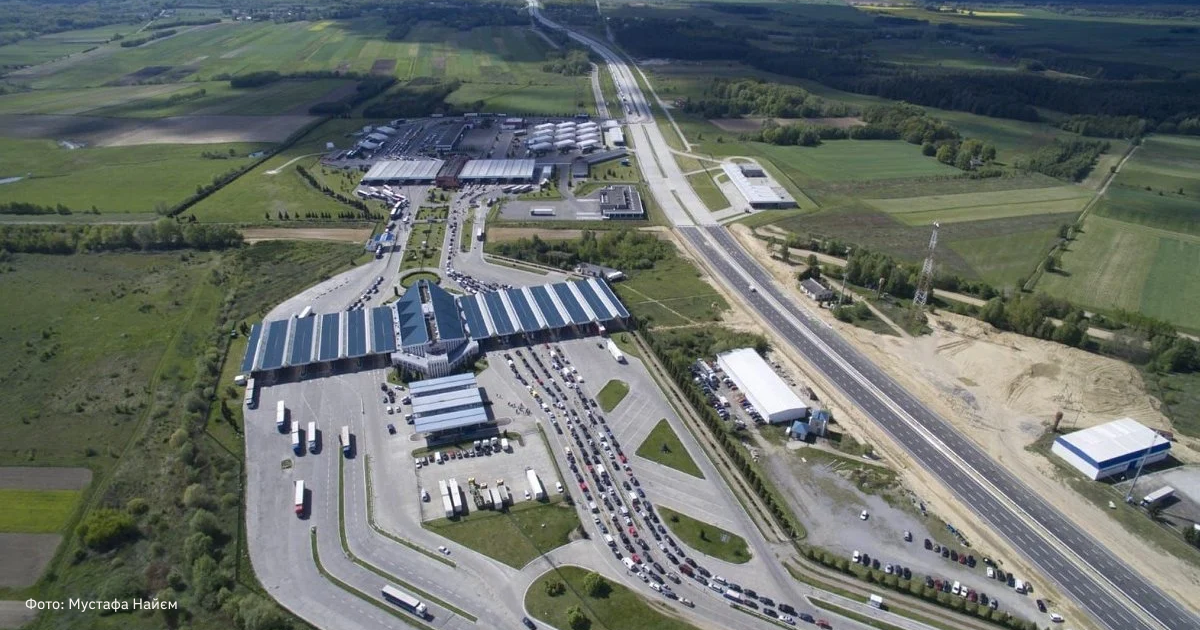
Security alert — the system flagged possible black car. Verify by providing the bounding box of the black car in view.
[698,566,711,578]
[727,583,742,593]
[872,559,880,570]
[1036,599,1046,613]
[902,567,912,580]
[924,538,933,550]
[799,613,814,623]
[760,597,775,607]
[653,562,665,574]
[763,608,778,618]
[744,588,757,599]
[522,617,537,629]
[386,423,396,434]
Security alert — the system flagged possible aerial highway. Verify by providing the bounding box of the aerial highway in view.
[527,4,1200,630]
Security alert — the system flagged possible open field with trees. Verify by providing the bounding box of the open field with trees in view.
[635,419,704,478]
[424,499,581,569]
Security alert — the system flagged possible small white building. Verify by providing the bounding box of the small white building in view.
[1051,418,1171,480]
[716,348,807,425]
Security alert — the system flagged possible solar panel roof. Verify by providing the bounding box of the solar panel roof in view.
[506,289,541,332]
[552,283,589,325]
[346,308,367,358]
[289,316,315,366]
[458,294,490,338]
[318,313,341,361]
[574,280,612,320]
[371,306,397,353]
[241,323,262,373]
[260,319,290,370]
[396,289,429,347]
[483,291,515,335]
[591,278,630,319]
[529,286,566,328]
[428,282,466,341]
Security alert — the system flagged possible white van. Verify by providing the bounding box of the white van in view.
[605,534,615,547]
[952,581,962,596]
[1014,579,1026,594]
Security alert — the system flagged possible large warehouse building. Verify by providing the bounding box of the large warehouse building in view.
[361,159,537,187]
[1051,418,1172,480]
[722,163,795,209]
[241,278,630,380]
[716,348,808,424]
[409,373,492,441]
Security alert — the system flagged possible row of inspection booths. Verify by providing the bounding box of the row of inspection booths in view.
[240,278,630,382]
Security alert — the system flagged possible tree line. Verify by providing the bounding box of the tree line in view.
[542,49,591,76]
[488,229,671,271]
[383,1,528,40]
[1015,139,1109,182]
[308,76,395,116]
[294,165,371,213]
[0,220,243,255]
[680,78,853,119]
[119,29,176,47]
[362,79,460,118]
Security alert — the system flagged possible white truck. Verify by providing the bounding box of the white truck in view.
[307,421,317,454]
[243,377,257,409]
[275,400,287,432]
[501,437,510,452]
[606,338,625,364]
[381,585,428,617]
[448,478,463,514]
[526,468,545,500]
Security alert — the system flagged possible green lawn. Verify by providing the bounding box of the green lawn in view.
[401,208,449,271]
[948,224,1061,288]
[0,138,271,214]
[424,499,580,569]
[615,250,729,327]
[634,419,704,479]
[864,185,1089,226]
[0,489,82,533]
[658,506,751,564]
[400,271,440,287]
[525,565,703,630]
[686,171,730,212]
[0,22,144,67]
[596,379,629,412]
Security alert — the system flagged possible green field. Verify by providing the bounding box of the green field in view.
[424,499,581,569]
[0,138,270,214]
[1093,136,1200,237]
[686,171,730,211]
[948,224,1062,288]
[0,22,145,67]
[634,419,704,478]
[615,249,729,327]
[525,565,702,630]
[0,489,81,533]
[188,119,374,223]
[865,185,1089,225]
[658,506,750,564]
[1038,216,1200,331]
[596,379,629,412]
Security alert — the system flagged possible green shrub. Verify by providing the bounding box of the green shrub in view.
[77,508,138,551]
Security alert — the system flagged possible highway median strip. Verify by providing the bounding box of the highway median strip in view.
[309,527,438,630]
[349,455,478,622]
[809,598,908,630]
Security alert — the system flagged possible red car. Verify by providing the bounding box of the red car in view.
[631,553,641,564]
[618,453,627,464]
[579,482,588,492]
[628,526,638,537]
[817,620,832,629]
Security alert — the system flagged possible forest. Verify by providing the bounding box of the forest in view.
[680,79,852,119]
[0,220,243,254]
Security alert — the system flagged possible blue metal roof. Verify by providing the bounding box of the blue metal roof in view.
[529,286,566,328]
[318,313,341,361]
[427,281,466,341]
[506,289,541,331]
[483,291,516,335]
[413,407,490,434]
[574,279,612,320]
[458,295,489,338]
[371,306,397,353]
[260,320,290,370]
[410,373,477,397]
[396,289,429,347]
[552,282,589,325]
[346,309,367,358]
[241,323,262,373]
[591,278,630,319]
[289,316,315,366]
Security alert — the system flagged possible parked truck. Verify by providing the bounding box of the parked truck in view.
[606,338,625,364]
[340,426,351,457]
[243,377,257,410]
[1141,486,1175,508]
[275,400,287,432]
[293,480,305,516]
[307,421,317,454]
[291,426,302,455]
[381,585,428,617]
[526,468,545,500]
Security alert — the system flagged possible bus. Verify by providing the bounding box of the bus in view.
[307,422,318,454]
[244,378,257,409]
[381,585,428,617]
[340,426,351,457]
[275,400,287,432]
[293,480,305,516]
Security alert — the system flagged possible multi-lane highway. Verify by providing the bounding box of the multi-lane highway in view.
[528,4,1200,630]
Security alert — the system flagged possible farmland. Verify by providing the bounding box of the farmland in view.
[614,247,729,327]
[0,138,269,214]
[864,185,1089,226]
[0,489,81,533]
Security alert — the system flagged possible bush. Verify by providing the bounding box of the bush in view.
[566,606,590,630]
[77,508,138,551]
[583,571,610,597]
[545,579,566,597]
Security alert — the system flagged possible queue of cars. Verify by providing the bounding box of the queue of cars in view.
[506,343,828,627]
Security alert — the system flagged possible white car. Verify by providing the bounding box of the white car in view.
[1049,614,1064,623]
[860,510,869,520]
[649,582,661,592]
[781,615,795,626]
[437,545,451,555]
[386,406,394,414]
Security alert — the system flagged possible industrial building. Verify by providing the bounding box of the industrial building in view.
[458,159,537,183]
[1051,418,1172,480]
[241,278,630,380]
[361,159,444,185]
[409,373,492,439]
[722,163,795,209]
[716,348,808,425]
[800,279,834,302]
[597,185,645,220]
[436,155,470,188]
[433,123,468,152]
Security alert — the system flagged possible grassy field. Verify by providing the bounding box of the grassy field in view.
[634,419,703,479]
[0,138,271,214]
[187,118,372,223]
[0,489,82,533]
[525,565,702,630]
[596,379,629,412]
[424,499,580,569]
[658,506,750,564]
[686,171,730,211]
[1039,216,1200,331]
[864,185,1089,225]
[615,248,729,327]
[0,22,145,67]
[1094,136,1200,237]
